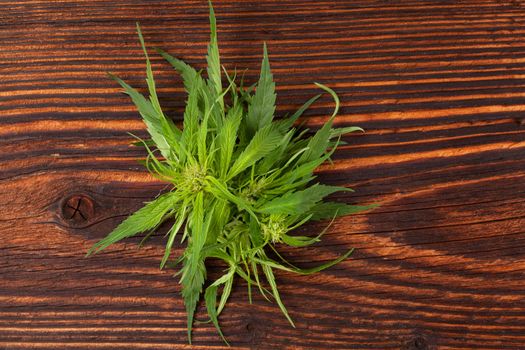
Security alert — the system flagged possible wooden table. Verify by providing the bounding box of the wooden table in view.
[1,1,525,349]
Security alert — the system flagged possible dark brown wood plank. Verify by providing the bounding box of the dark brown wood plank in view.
[1,0,525,349]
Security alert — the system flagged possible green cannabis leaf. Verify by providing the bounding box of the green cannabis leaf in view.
[87,1,377,345]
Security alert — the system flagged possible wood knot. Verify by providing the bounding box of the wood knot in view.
[244,319,267,344]
[60,194,95,227]
[404,335,429,350]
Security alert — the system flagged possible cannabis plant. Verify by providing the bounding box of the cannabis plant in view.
[87,1,375,344]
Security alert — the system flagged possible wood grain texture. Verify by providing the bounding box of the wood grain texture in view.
[1,0,525,349]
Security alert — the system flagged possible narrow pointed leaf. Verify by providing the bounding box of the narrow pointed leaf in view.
[160,204,188,269]
[228,124,282,179]
[330,126,364,139]
[108,74,177,160]
[246,42,276,136]
[205,285,229,345]
[275,94,321,132]
[156,48,204,93]
[258,184,351,216]
[206,0,223,108]
[87,192,176,255]
[217,103,242,178]
[262,264,295,327]
[297,83,340,164]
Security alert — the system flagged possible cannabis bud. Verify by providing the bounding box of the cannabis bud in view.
[87,1,376,345]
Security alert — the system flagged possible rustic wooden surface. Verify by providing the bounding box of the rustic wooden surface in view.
[1,0,525,349]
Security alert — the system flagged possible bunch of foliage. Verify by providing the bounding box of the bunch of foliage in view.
[87,1,375,344]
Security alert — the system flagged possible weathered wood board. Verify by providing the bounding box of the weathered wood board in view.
[1,1,525,349]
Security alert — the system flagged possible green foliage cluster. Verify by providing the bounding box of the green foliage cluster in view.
[87,1,375,344]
